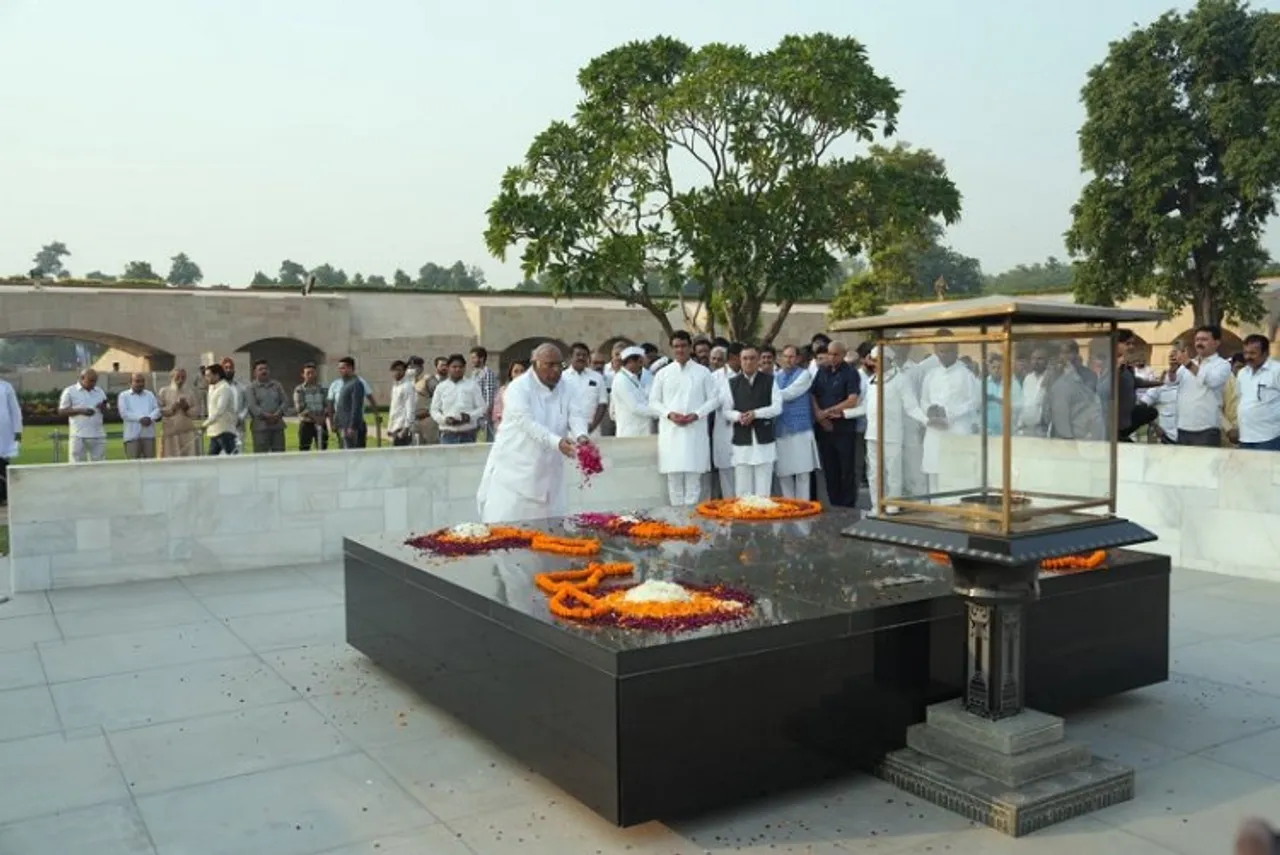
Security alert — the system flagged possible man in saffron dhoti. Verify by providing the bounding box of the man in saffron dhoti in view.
[648,331,720,506]
[477,343,591,524]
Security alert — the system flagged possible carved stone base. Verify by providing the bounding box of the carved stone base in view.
[876,700,1134,837]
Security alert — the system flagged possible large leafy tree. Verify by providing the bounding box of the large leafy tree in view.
[121,260,162,281]
[486,34,960,343]
[166,252,203,286]
[31,241,70,278]
[984,257,1075,295]
[278,259,307,287]
[1066,0,1280,328]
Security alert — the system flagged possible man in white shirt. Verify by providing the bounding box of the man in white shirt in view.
[0,375,22,506]
[893,342,937,497]
[117,373,162,459]
[477,343,590,523]
[1234,334,1280,450]
[920,332,980,493]
[709,344,741,499]
[386,360,418,447]
[560,342,608,436]
[1016,347,1050,436]
[1140,351,1181,445]
[57,368,109,463]
[431,353,487,444]
[610,347,660,437]
[864,346,927,514]
[1175,324,1233,447]
[219,357,249,452]
[720,345,783,497]
[649,331,721,506]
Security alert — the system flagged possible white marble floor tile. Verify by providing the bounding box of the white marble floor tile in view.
[0,613,61,652]
[0,800,156,855]
[52,597,215,640]
[0,685,61,742]
[107,698,353,795]
[1094,674,1280,753]
[136,753,438,855]
[448,799,690,855]
[261,641,387,697]
[181,566,319,597]
[669,801,874,855]
[1170,637,1280,697]
[367,734,556,823]
[1169,592,1277,640]
[0,591,51,619]
[1168,568,1235,593]
[297,561,345,591]
[1197,577,1280,607]
[1201,726,1280,781]
[39,620,250,683]
[0,647,49,692]
[223,603,345,653]
[50,655,299,731]
[0,729,131,825]
[313,825,471,855]
[883,817,1181,855]
[1091,754,1280,855]
[1064,717,1190,772]
[48,578,194,613]
[304,679,457,750]
[197,585,342,620]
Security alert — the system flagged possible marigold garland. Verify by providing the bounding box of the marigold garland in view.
[926,550,1109,573]
[534,563,754,630]
[696,497,823,521]
[570,513,702,542]
[406,525,601,559]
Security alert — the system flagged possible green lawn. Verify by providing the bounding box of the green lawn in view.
[14,416,393,465]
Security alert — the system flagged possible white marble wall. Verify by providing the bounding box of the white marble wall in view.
[6,438,667,592]
[934,435,1280,582]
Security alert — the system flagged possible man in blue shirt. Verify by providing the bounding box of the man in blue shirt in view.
[811,341,862,507]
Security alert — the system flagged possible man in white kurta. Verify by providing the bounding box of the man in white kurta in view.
[920,336,980,494]
[0,376,22,506]
[610,347,660,437]
[720,346,783,497]
[864,347,927,514]
[648,332,720,506]
[477,344,590,523]
[709,352,738,499]
[895,344,937,497]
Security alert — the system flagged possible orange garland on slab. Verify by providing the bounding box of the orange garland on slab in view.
[425,525,601,558]
[926,550,1109,572]
[534,562,753,627]
[696,497,823,521]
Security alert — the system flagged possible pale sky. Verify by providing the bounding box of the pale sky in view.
[3,0,1277,288]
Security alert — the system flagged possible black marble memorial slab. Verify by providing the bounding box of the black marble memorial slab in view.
[344,507,1170,826]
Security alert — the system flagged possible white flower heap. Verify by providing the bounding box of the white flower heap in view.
[621,580,693,603]
[733,495,781,511]
[448,523,492,540]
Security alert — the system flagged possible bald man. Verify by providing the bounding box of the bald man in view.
[117,372,162,459]
[476,343,592,523]
[57,369,109,463]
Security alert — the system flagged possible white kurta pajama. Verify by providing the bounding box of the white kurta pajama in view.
[610,369,659,437]
[648,358,720,506]
[476,371,590,524]
[773,369,822,499]
[901,355,938,496]
[919,361,981,494]
[865,367,927,513]
[709,367,738,499]
[721,373,783,498]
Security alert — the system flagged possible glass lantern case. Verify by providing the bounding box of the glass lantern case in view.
[831,296,1167,556]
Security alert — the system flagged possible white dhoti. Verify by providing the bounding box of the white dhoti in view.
[867,441,904,514]
[666,472,703,507]
[733,463,773,498]
[774,430,819,500]
[902,424,927,497]
[477,482,563,524]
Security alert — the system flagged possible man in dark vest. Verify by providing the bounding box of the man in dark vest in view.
[720,344,783,497]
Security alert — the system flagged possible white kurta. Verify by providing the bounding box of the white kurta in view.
[117,389,162,441]
[920,362,980,475]
[1017,371,1047,435]
[476,371,590,523]
[648,359,719,475]
[774,370,820,477]
[610,369,659,437]
[865,368,928,508]
[0,379,21,458]
[562,367,608,435]
[710,367,737,469]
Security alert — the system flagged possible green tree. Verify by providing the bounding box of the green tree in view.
[983,257,1075,295]
[31,241,70,278]
[250,271,275,287]
[166,252,203,286]
[1066,0,1280,328]
[350,272,367,288]
[278,260,307,286]
[392,268,413,289]
[366,274,389,288]
[485,34,960,343]
[311,264,347,287]
[122,261,161,281]
[828,272,885,322]
[84,270,116,282]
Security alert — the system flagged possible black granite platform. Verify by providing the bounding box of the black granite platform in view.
[344,507,1170,826]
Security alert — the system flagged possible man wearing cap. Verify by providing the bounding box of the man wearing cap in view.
[610,346,660,437]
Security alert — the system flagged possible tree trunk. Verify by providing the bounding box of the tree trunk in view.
[760,300,795,346]
[1194,283,1221,330]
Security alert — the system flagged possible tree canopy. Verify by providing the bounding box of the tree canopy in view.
[1066,0,1280,328]
[983,257,1075,295]
[485,34,961,343]
[30,242,70,278]
[166,252,203,286]
[121,260,162,281]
